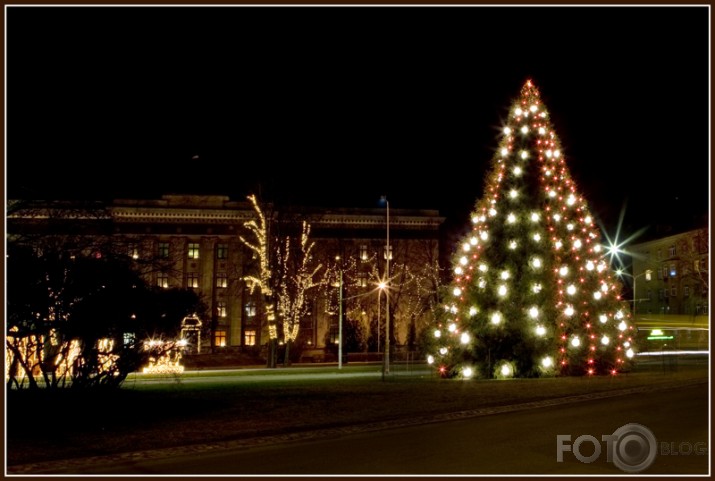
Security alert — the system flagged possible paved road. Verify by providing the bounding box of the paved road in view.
[24,379,708,475]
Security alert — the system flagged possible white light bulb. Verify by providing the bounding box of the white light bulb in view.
[469,306,478,317]
[532,283,542,293]
[533,233,541,242]
[536,325,546,336]
[514,108,523,116]
[567,285,577,295]
[564,305,575,316]
[538,127,546,135]
[460,332,470,344]
[427,355,434,364]
[453,287,462,296]
[601,336,610,345]
[532,257,542,268]
[618,321,627,331]
[529,306,539,319]
[513,166,522,176]
[455,266,463,275]
[559,266,569,276]
[571,337,581,347]
[586,261,595,271]
[541,356,553,368]
[599,314,608,323]
[459,256,468,266]
[448,323,456,332]
[501,147,509,156]
[509,189,518,199]
[504,127,512,135]
[500,364,512,377]
[508,240,517,249]
[479,263,488,272]
[507,213,517,223]
[480,231,489,241]
[462,366,473,378]
[626,348,634,359]
[501,270,510,280]
[521,125,528,134]
[530,212,539,222]
[470,236,478,245]
[497,285,507,296]
[593,291,602,300]
[489,208,497,216]
[491,312,502,325]
[462,242,471,252]
[440,347,448,355]
[520,150,528,159]
[434,330,441,338]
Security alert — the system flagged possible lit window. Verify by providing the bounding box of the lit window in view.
[671,286,677,297]
[669,264,677,277]
[245,301,256,317]
[214,330,227,348]
[123,332,135,346]
[187,273,199,289]
[128,243,139,260]
[668,245,676,257]
[359,245,368,261]
[684,286,690,298]
[244,330,256,346]
[357,272,368,288]
[158,242,170,258]
[217,244,228,260]
[188,243,200,259]
[217,301,227,318]
[157,273,169,288]
[216,273,228,288]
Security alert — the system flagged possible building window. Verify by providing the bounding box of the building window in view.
[245,301,256,317]
[646,289,652,301]
[216,273,228,288]
[123,332,136,346]
[669,264,677,277]
[244,330,256,346]
[383,245,393,260]
[214,330,227,348]
[128,243,139,260]
[359,245,368,261]
[660,288,666,299]
[158,242,170,258]
[217,244,228,259]
[157,273,169,288]
[684,286,690,297]
[658,268,664,280]
[187,273,199,289]
[357,272,368,288]
[670,286,677,297]
[217,301,227,318]
[188,243,200,259]
[668,245,676,257]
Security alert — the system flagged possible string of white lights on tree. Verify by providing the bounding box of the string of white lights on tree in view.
[427,80,635,379]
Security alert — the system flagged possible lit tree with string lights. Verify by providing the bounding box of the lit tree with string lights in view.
[427,79,636,379]
[239,195,325,367]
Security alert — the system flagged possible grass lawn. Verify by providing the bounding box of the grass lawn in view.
[6,358,708,467]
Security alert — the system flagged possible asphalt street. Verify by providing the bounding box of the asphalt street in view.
[23,379,708,475]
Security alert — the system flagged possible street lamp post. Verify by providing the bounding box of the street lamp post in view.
[632,269,652,320]
[617,268,652,319]
[381,196,390,380]
[337,256,343,370]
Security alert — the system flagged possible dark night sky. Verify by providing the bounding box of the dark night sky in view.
[6,5,711,242]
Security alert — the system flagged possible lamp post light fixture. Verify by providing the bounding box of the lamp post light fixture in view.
[380,195,390,380]
[616,268,652,319]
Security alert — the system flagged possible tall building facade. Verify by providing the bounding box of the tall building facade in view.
[629,227,709,317]
[7,195,445,360]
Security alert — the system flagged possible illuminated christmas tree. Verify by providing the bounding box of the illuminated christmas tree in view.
[427,80,636,379]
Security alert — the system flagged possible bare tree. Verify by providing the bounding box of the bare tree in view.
[275,222,324,365]
[238,195,324,367]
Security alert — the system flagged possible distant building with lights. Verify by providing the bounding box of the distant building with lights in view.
[626,227,709,351]
[7,195,445,362]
